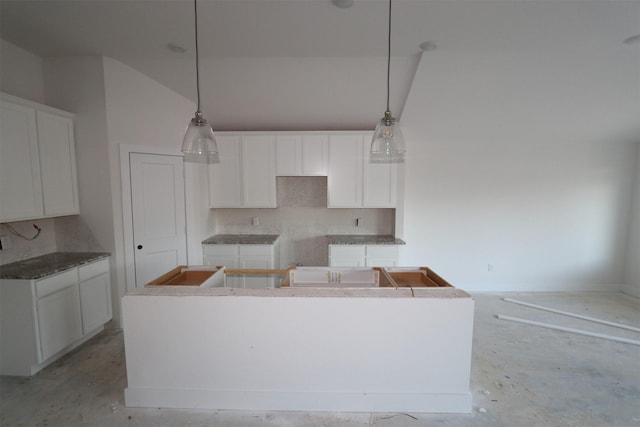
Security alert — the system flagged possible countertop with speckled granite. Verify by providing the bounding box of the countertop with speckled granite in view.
[202,234,280,245]
[0,252,110,280]
[326,235,405,245]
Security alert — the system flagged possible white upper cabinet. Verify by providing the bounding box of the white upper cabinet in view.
[276,134,328,176]
[328,132,397,208]
[209,136,243,207]
[242,135,276,207]
[0,94,79,222]
[328,134,363,207]
[209,134,276,208]
[37,110,79,217]
[0,100,43,220]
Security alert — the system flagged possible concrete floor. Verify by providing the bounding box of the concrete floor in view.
[1,292,639,427]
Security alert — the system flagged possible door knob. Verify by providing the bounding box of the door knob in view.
[137,245,143,250]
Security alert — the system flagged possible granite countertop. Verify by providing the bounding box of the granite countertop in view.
[326,235,406,245]
[0,252,110,280]
[202,234,280,245]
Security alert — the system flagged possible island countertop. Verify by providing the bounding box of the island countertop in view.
[326,235,405,245]
[0,252,111,280]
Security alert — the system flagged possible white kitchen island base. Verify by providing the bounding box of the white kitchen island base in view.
[122,287,474,413]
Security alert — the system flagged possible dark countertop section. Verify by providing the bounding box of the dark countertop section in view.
[202,234,280,245]
[326,235,406,245]
[0,252,110,280]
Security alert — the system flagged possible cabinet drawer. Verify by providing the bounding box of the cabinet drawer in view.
[329,245,365,258]
[203,245,238,257]
[78,258,109,282]
[35,268,78,299]
[366,246,399,258]
[239,245,273,257]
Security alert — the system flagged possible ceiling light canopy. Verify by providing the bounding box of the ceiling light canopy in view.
[182,0,219,164]
[370,0,405,164]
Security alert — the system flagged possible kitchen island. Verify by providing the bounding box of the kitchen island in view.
[122,267,474,414]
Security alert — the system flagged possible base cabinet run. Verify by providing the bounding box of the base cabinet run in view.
[0,257,112,376]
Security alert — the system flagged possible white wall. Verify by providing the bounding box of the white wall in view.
[399,49,639,292]
[624,144,640,297]
[0,39,45,104]
[101,57,205,289]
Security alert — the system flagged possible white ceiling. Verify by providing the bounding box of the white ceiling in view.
[2,0,638,58]
[1,0,639,131]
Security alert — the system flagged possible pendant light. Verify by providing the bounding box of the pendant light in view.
[370,0,405,163]
[182,0,219,163]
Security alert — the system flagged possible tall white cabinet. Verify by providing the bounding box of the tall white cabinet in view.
[0,93,79,222]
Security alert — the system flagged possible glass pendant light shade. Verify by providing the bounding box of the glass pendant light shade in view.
[370,0,405,164]
[182,112,219,163]
[182,0,219,163]
[370,111,405,163]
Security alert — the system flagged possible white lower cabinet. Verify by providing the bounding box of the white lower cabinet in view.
[0,257,112,376]
[202,244,279,288]
[329,245,366,267]
[329,245,399,267]
[37,284,82,362]
[78,259,112,334]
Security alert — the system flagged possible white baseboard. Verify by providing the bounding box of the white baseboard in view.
[124,388,472,414]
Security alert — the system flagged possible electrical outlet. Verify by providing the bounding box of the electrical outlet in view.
[0,235,12,250]
[252,217,260,226]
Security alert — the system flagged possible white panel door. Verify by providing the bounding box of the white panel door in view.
[131,153,187,287]
[0,101,43,221]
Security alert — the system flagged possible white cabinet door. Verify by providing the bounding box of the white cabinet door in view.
[301,135,328,176]
[329,245,366,267]
[0,100,43,221]
[203,244,241,287]
[365,246,399,267]
[239,245,275,288]
[363,131,397,208]
[276,135,301,175]
[328,135,363,208]
[276,134,328,176]
[209,136,243,207]
[36,285,82,362]
[209,135,276,208]
[243,135,276,207]
[37,110,79,217]
[79,272,112,334]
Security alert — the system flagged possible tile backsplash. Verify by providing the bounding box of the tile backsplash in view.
[210,176,395,267]
[0,216,103,265]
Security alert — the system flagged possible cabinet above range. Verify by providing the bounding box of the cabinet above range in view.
[207,131,400,209]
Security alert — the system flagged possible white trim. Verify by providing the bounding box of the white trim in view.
[124,388,472,413]
[119,144,185,292]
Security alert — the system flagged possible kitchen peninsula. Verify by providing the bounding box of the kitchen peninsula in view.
[122,266,474,414]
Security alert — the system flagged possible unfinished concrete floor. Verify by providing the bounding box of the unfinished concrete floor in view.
[1,292,639,427]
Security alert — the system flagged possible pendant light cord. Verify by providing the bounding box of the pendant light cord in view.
[194,0,201,113]
[386,0,391,113]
